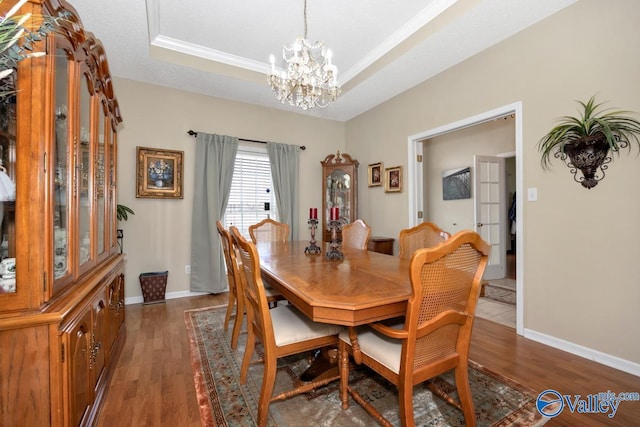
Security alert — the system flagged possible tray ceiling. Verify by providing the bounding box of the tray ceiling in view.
[72,0,576,122]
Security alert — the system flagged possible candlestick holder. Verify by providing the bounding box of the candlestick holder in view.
[325,219,344,261]
[305,218,322,255]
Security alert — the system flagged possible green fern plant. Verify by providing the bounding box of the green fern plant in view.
[538,95,640,169]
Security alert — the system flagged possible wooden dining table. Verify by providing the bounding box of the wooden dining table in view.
[256,240,412,326]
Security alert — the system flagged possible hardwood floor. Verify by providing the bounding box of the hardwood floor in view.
[95,295,227,427]
[97,295,639,426]
[470,319,639,426]
[507,252,516,279]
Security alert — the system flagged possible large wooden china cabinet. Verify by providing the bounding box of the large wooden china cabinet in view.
[0,1,125,426]
[321,152,358,242]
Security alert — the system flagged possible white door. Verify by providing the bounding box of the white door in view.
[474,155,506,280]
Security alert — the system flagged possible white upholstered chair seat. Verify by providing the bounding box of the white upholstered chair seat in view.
[272,305,344,347]
[339,323,404,373]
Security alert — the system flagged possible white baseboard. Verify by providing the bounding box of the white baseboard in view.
[124,290,210,306]
[524,328,640,378]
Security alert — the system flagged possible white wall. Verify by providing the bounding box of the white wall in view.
[345,0,640,370]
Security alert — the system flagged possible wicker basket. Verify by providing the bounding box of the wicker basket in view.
[139,271,168,304]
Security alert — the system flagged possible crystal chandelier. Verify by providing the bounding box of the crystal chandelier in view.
[267,0,340,110]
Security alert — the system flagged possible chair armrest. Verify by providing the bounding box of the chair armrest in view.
[416,310,470,338]
[347,322,407,365]
[369,322,408,339]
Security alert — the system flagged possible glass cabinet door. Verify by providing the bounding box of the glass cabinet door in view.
[325,169,351,229]
[78,76,92,269]
[320,152,359,242]
[53,48,71,284]
[0,74,17,294]
[95,109,106,259]
[109,129,117,254]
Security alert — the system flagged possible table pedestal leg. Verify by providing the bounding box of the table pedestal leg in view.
[297,347,339,383]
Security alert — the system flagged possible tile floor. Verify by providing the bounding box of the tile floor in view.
[476,298,516,329]
[476,278,516,329]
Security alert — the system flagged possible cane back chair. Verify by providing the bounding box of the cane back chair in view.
[397,221,451,259]
[339,230,491,427]
[230,226,343,427]
[248,218,290,244]
[341,219,371,250]
[217,221,283,349]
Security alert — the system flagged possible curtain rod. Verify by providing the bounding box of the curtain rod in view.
[187,130,306,150]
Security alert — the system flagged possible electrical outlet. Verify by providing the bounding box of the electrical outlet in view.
[185,265,191,274]
[116,229,123,238]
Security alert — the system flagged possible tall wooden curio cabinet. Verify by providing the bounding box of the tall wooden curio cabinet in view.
[321,152,359,242]
[0,1,125,426]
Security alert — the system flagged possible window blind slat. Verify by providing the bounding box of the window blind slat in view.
[224,150,277,237]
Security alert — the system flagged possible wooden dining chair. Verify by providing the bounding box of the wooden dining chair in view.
[248,218,290,244]
[230,226,343,427]
[341,219,371,250]
[217,221,283,349]
[339,230,491,427]
[397,221,451,259]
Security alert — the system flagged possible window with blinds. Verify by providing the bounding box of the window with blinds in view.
[224,147,277,237]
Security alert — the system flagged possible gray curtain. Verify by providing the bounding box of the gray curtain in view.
[267,142,300,240]
[190,133,238,293]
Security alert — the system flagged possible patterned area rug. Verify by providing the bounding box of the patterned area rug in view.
[483,282,516,305]
[185,305,547,427]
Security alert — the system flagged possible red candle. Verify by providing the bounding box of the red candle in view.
[309,208,317,219]
[330,207,339,221]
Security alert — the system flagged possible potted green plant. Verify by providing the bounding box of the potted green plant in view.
[538,95,640,188]
[116,204,134,221]
[116,204,133,254]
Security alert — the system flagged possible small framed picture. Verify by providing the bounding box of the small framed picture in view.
[136,146,184,199]
[442,166,471,200]
[384,166,402,193]
[368,162,383,187]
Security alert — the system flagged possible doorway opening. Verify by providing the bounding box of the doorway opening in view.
[477,152,516,328]
[407,102,524,335]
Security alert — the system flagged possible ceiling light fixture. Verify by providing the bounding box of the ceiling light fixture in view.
[267,0,340,110]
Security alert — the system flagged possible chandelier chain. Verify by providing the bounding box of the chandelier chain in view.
[303,0,308,39]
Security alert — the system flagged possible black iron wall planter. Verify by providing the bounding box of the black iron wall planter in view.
[538,96,640,189]
[555,136,625,189]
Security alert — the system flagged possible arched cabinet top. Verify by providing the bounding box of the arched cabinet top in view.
[40,0,122,130]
